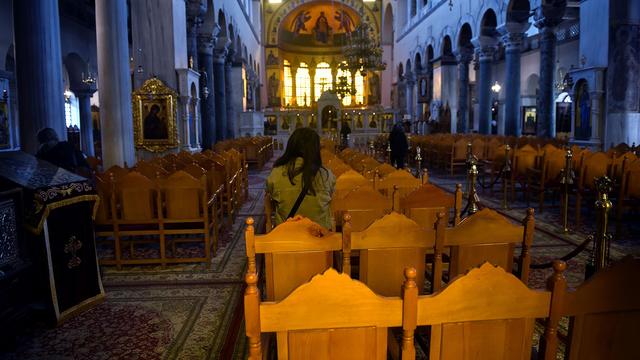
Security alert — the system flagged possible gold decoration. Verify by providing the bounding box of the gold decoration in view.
[132,77,179,152]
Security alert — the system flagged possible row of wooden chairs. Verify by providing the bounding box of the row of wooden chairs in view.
[214,136,273,169]
[95,137,272,267]
[244,256,639,360]
[251,207,533,302]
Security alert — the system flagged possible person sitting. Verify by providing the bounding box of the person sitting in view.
[389,122,409,169]
[36,127,91,175]
[266,128,335,229]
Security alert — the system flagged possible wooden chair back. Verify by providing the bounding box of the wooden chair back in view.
[335,170,371,191]
[579,152,612,190]
[244,268,418,360]
[160,170,205,219]
[115,171,157,221]
[438,208,535,288]
[471,138,486,160]
[542,148,566,183]
[376,170,422,206]
[419,262,551,360]
[513,144,538,177]
[343,212,435,296]
[400,183,463,226]
[331,187,391,229]
[245,217,341,301]
[452,139,467,161]
[541,257,640,360]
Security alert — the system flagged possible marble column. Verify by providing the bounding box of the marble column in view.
[197,33,216,148]
[213,46,228,141]
[456,50,473,133]
[291,63,298,106]
[72,89,97,156]
[308,66,316,105]
[95,0,135,167]
[13,0,66,153]
[535,21,560,138]
[224,54,236,139]
[502,31,526,136]
[476,46,495,135]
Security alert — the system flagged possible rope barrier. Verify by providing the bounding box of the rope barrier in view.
[529,235,593,269]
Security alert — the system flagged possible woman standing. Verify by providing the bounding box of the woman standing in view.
[266,128,335,229]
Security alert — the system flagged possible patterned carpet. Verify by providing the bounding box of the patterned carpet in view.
[4,154,637,360]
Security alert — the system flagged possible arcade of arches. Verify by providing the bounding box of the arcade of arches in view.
[0,0,639,359]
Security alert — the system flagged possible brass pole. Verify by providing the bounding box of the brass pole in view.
[593,176,613,271]
[559,148,574,233]
[502,145,511,210]
[369,140,374,157]
[415,145,422,178]
[465,142,473,195]
[468,163,480,215]
[387,141,392,165]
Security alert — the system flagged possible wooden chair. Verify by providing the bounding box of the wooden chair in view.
[526,147,565,212]
[331,186,391,231]
[399,183,463,227]
[160,170,213,262]
[245,216,341,301]
[511,144,538,201]
[540,257,640,360]
[617,159,640,231]
[343,212,436,297]
[418,262,552,360]
[433,208,535,291]
[447,138,468,175]
[107,171,163,268]
[334,170,372,200]
[575,152,612,225]
[244,268,418,360]
[375,170,422,210]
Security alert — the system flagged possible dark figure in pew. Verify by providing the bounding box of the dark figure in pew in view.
[36,127,91,176]
[340,121,351,148]
[389,122,408,169]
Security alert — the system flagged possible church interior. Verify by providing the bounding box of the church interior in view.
[0,0,639,359]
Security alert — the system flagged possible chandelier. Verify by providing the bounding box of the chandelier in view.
[333,75,355,100]
[341,22,386,78]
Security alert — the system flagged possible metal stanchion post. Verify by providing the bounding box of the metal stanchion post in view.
[415,146,422,178]
[369,140,374,157]
[502,145,511,210]
[387,141,392,166]
[559,148,575,233]
[593,176,613,271]
[468,163,480,215]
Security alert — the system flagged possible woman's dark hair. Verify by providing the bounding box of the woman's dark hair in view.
[274,128,326,195]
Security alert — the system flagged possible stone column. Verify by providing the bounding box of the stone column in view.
[456,50,473,133]
[197,33,216,148]
[186,1,206,71]
[213,45,228,141]
[308,66,316,105]
[501,30,526,136]
[224,53,236,139]
[476,45,496,135]
[13,0,66,153]
[535,16,562,138]
[406,72,415,121]
[72,88,97,156]
[95,0,135,167]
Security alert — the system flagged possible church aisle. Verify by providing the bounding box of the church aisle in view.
[1,159,275,360]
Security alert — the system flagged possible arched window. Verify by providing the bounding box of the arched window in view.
[355,71,364,105]
[64,90,80,128]
[337,64,352,106]
[283,60,293,106]
[314,62,332,101]
[296,62,311,106]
